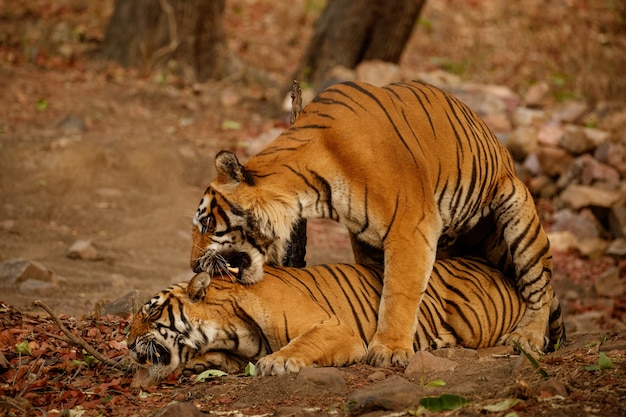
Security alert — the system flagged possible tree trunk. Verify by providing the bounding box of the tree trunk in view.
[298,0,426,87]
[100,0,227,81]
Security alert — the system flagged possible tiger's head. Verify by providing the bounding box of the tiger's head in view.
[127,282,207,383]
[190,150,298,286]
[128,272,271,385]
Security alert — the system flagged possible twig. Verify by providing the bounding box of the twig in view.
[290,80,303,125]
[32,300,127,371]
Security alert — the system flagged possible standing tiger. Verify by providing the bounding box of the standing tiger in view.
[129,258,565,381]
[190,80,553,367]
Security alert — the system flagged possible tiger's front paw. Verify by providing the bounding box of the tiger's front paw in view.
[499,331,545,355]
[256,354,308,376]
[366,341,413,368]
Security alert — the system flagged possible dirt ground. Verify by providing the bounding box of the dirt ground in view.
[1,1,626,416]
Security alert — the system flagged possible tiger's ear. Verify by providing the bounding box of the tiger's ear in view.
[215,150,254,185]
[186,272,211,303]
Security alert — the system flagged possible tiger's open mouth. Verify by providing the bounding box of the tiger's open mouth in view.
[214,252,252,283]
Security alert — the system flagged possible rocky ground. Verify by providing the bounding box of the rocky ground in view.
[1,0,626,416]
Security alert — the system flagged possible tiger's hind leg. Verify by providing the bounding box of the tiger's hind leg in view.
[490,175,552,354]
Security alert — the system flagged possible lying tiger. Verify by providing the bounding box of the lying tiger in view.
[128,257,565,382]
[189,80,555,366]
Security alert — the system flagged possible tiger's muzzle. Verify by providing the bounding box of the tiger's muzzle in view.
[128,336,172,367]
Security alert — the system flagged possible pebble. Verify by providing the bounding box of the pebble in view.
[347,375,421,415]
[154,402,204,417]
[295,367,347,393]
[67,239,100,260]
[404,350,458,375]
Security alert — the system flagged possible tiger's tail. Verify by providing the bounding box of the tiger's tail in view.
[546,291,566,352]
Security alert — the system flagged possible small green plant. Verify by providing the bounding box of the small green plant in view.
[15,340,32,356]
[585,352,613,371]
[71,349,99,368]
[36,98,48,111]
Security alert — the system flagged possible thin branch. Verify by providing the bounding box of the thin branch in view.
[290,80,303,125]
[32,300,127,371]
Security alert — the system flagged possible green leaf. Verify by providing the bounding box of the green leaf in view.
[195,369,227,382]
[220,120,242,130]
[482,398,523,412]
[598,352,613,370]
[15,340,32,356]
[245,362,256,377]
[419,394,468,411]
[586,352,613,371]
[81,350,99,368]
[426,379,446,387]
[37,98,48,111]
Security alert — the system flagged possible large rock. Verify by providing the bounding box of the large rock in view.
[0,259,62,293]
[405,350,458,375]
[559,184,623,210]
[551,208,599,240]
[346,375,422,415]
[155,402,204,417]
[559,126,597,155]
[507,126,538,161]
[295,367,347,393]
[537,146,573,177]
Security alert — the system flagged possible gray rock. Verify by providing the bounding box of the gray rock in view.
[537,124,564,147]
[536,378,569,398]
[56,114,87,133]
[523,153,543,176]
[606,238,626,256]
[507,126,538,161]
[537,146,573,177]
[582,127,611,147]
[99,290,142,317]
[559,184,623,210]
[347,375,421,415]
[559,127,597,155]
[512,107,546,127]
[367,371,387,382]
[523,81,551,107]
[0,259,56,288]
[296,367,347,393]
[155,402,204,417]
[67,239,99,260]
[595,141,626,175]
[551,208,599,240]
[552,101,589,123]
[594,267,624,297]
[404,350,458,375]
